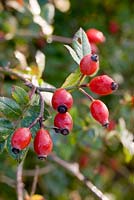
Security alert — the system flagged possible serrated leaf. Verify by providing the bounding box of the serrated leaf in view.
[0,97,22,120]
[64,45,80,64]
[12,86,29,106]
[62,68,81,88]
[6,134,27,161]
[0,141,6,153]
[73,28,91,58]
[0,118,13,141]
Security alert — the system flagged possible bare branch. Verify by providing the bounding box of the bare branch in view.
[16,162,24,200]
[50,154,109,200]
[23,165,54,176]
[1,175,16,188]
[30,166,39,196]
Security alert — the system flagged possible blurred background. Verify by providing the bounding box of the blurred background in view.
[0,0,134,199]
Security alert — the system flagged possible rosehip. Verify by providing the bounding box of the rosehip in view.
[34,129,53,159]
[89,75,118,95]
[80,54,99,76]
[109,21,120,34]
[86,28,106,44]
[52,88,73,113]
[54,112,73,135]
[11,127,32,154]
[90,100,109,127]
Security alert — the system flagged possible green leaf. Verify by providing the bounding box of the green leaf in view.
[0,97,22,120]
[0,118,13,141]
[62,68,81,88]
[35,50,45,78]
[64,45,80,64]
[73,28,91,59]
[6,134,27,161]
[0,141,6,153]
[12,86,29,106]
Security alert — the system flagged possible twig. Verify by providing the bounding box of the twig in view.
[0,66,29,82]
[51,35,72,44]
[30,166,39,196]
[16,162,24,200]
[50,154,109,200]
[23,165,54,176]
[79,88,94,101]
[1,175,16,188]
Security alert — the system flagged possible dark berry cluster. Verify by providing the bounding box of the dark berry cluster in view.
[52,88,73,135]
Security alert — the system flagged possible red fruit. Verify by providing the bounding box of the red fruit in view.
[11,128,32,154]
[86,28,106,44]
[131,96,134,107]
[79,154,89,168]
[52,88,73,113]
[89,75,118,96]
[80,54,99,76]
[90,100,109,127]
[54,112,73,135]
[109,21,120,34]
[34,129,53,159]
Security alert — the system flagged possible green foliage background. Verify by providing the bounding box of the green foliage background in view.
[0,0,134,199]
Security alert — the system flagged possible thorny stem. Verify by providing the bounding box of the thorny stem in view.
[50,154,109,200]
[79,88,94,102]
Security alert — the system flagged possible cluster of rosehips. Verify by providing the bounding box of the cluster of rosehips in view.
[11,128,53,159]
[52,88,73,135]
[11,28,118,159]
[80,54,118,127]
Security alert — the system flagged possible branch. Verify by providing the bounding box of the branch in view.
[16,162,24,200]
[30,166,39,196]
[1,175,16,188]
[50,154,109,200]
[23,165,54,176]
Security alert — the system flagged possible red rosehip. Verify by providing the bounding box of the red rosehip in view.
[109,21,120,34]
[89,75,118,96]
[52,88,73,113]
[54,112,73,135]
[11,127,32,154]
[79,154,89,168]
[86,28,106,44]
[80,54,99,76]
[90,100,109,127]
[34,129,53,159]
[131,96,134,107]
